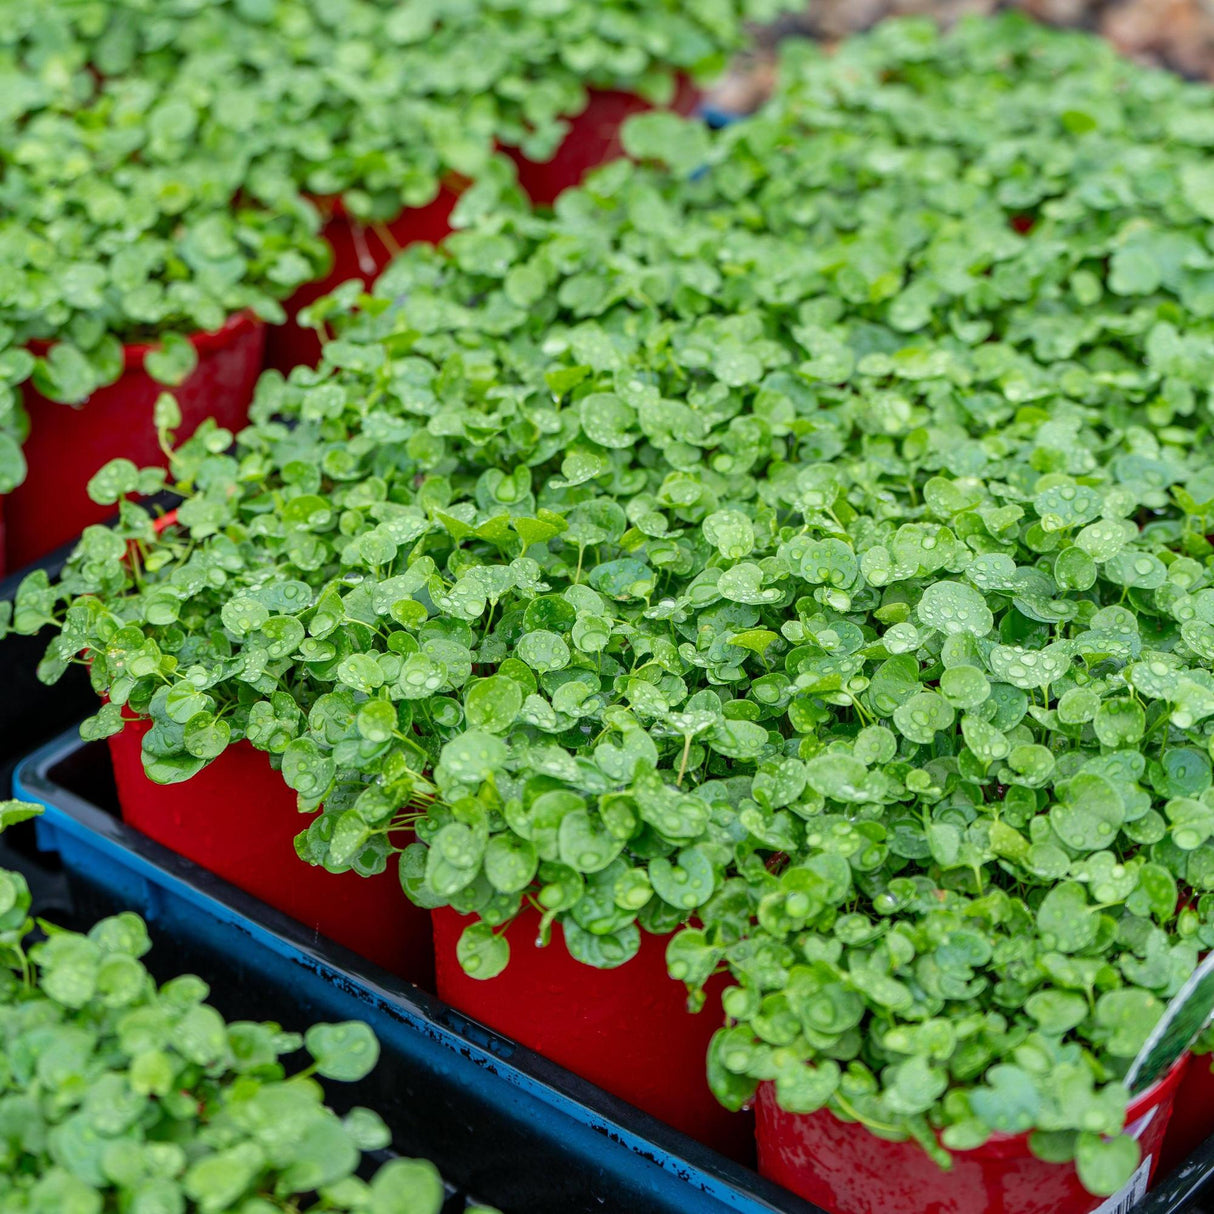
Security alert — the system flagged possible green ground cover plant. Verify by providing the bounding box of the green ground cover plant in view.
[0,0,789,494]
[12,0,792,215]
[0,801,500,1214]
[12,11,1214,1192]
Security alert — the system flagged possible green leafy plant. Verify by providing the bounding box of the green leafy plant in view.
[11,376,801,977]
[16,14,1214,1196]
[0,42,330,492]
[0,0,791,495]
[17,0,793,215]
[0,801,500,1214]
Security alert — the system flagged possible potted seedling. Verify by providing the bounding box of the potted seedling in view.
[0,52,327,571]
[42,0,791,372]
[2,399,440,982]
[675,713,1210,1212]
[0,801,500,1214]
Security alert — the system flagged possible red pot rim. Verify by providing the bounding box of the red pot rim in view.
[27,309,260,373]
[762,1052,1190,1160]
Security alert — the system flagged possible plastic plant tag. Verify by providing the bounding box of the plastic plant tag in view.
[1126,951,1214,1095]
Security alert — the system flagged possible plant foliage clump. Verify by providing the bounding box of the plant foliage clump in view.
[0,801,499,1214]
[15,13,1214,1193]
[0,0,790,491]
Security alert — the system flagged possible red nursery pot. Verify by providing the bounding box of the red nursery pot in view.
[756,1056,1190,1214]
[432,904,751,1160]
[1158,1051,1214,1177]
[264,187,461,374]
[107,718,434,987]
[508,77,701,206]
[5,312,264,573]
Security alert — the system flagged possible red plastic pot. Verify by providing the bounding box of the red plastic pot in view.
[5,312,264,573]
[432,904,750,1160]
[107,718,434,987]
[264,187,461,374]
[508,78,701,206]
[1158,1050,1214,1177]
[756,1056,1190,1214]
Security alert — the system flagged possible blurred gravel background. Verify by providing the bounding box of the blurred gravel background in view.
[706,0,1214,114]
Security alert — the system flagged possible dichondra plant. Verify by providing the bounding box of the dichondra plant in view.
[0,0,792,494]
[0,801,500,1214]
[13,12,1214,1196]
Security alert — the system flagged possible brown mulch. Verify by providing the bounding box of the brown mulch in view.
[706,0,1214,115]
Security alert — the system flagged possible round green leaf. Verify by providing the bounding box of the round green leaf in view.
[892,691,955,744]
[1094,699,1146,748]
[464,675,524,734]
[456,921,509,979]
[305,1021,380,1081]
[516,630,571,673]
[939,665,990,709]
[1036,882,1098,953]
[917,580,994,637]
[369,1158,447,1214]
[558,810,624,874]
[484,835,537,894]
[438,731,507,785]
[1075,1132,1140,1200]
[650,845,716,910]
[562,919,640,969]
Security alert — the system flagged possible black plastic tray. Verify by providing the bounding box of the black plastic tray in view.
[14,728,820,1214]
[1141,1144,1214,1214]
[0,538,95,794]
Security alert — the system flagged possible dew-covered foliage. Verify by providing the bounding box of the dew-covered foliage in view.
[0,0,789,489]
[0,802,500,1214]
[15,13,1214,1192]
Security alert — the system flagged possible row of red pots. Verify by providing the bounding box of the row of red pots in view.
[0,83,698,575]
[105,722,1204,1214]
[104,721,745,1156]
[265,77,698,370]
